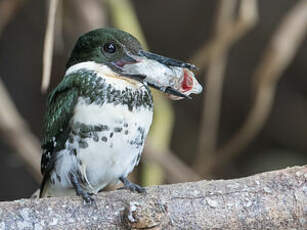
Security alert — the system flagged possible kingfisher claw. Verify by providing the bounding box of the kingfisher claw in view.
[69,172,96,206]
[119,176,146,193]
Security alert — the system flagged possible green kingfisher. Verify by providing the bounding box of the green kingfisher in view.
[39,28,202,203]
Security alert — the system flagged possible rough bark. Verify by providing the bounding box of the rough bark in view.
[0,165,306,229]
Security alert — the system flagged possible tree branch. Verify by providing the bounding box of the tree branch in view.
[0,165,306,229]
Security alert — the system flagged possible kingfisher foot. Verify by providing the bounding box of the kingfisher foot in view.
[81,192,96,206]
[119,176,146,193]
[69,172,96,206]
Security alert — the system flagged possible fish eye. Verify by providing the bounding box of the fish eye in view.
[103,42,116,53]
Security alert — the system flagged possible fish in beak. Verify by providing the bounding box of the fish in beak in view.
[110,50,203,100]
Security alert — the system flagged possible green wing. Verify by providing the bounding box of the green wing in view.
[41,74,79,175]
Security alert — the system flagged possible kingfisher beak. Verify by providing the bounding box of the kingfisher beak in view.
[139,50,198,72]
[110,50,203,100]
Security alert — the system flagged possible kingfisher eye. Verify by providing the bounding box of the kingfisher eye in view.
[103,42,116,53]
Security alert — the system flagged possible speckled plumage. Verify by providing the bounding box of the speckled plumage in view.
[40,62,153,197]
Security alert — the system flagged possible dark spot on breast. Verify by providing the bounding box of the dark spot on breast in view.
[93,133,99,142]
[137,127,145,133]
[114,127,122,132]
[80,123,90,133]
[79,140,88,148]
[129,127,145,148]
[110,132,114,138]
[124,123,128,128]
[101,125,110,131]
[101,136,108,142]
[124,130,129,135]
[93,125,101,131]
[79,132,92,138]
[93,125,109,132]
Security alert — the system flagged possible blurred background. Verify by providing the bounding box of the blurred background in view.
[0,0,306,201]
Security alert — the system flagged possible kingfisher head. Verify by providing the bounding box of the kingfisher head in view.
[67,28,202,99]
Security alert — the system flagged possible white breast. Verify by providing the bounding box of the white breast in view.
[74,99,153,192]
